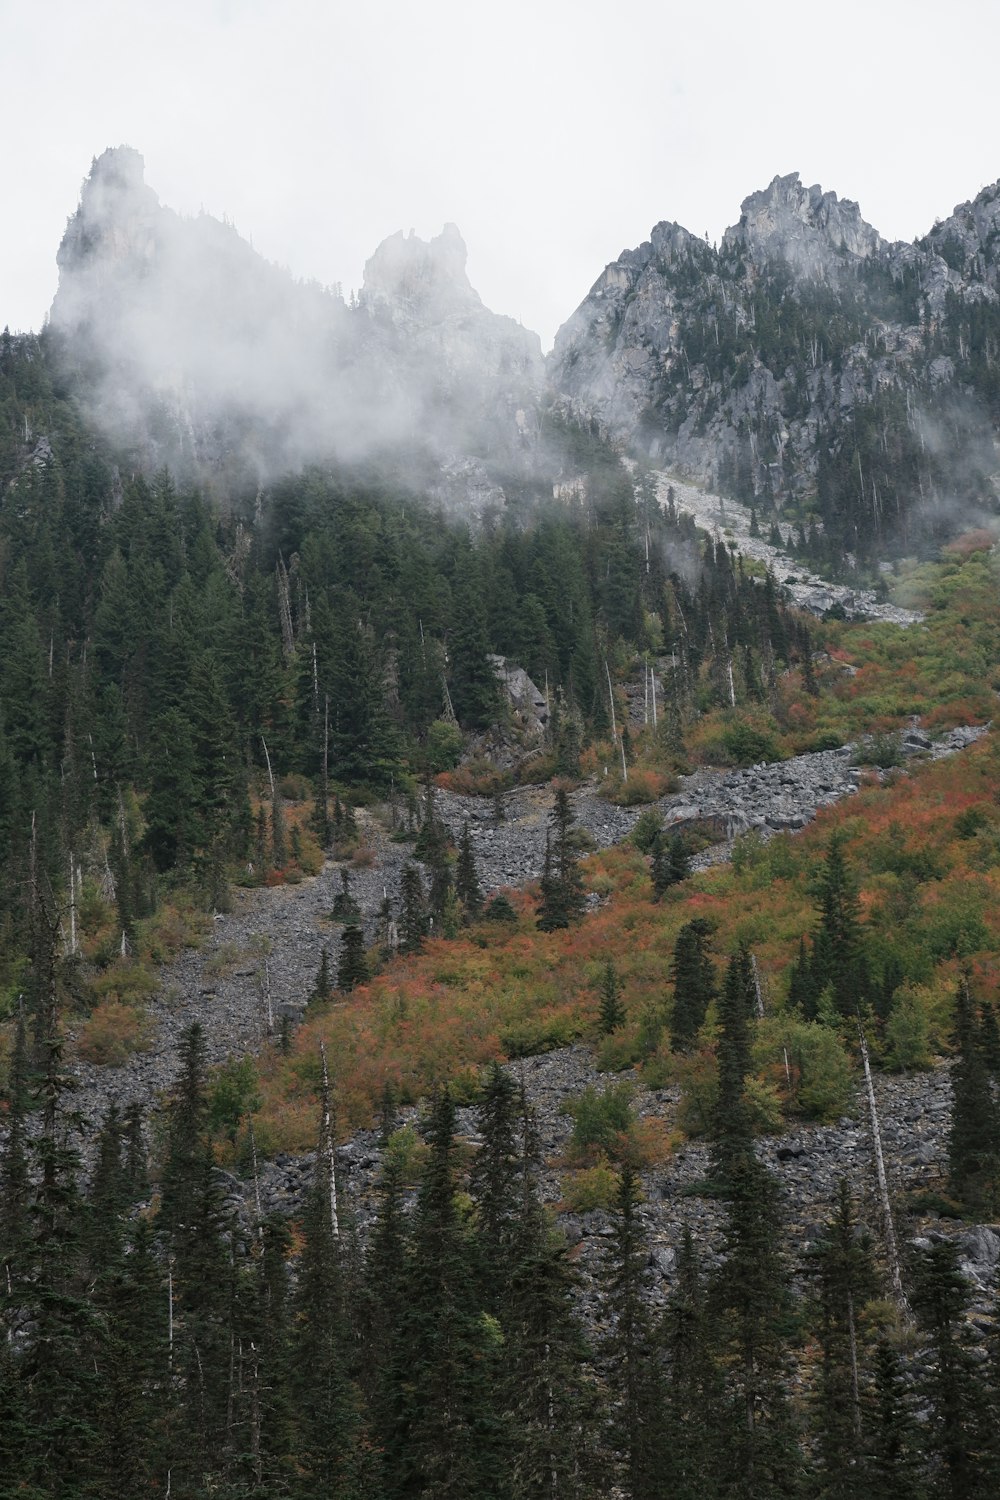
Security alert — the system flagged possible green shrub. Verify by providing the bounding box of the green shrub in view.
[754,1017,854,1122]
[631,808,664,853]
[560,1162,619,1213]
[720,718,783,766]
[208,1056,261,1143]
[500,1015,575,1057]
[562,1082,636,1163]
[884,990,933,1072]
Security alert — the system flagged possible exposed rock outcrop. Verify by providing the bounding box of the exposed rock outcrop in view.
[50,148,544,504]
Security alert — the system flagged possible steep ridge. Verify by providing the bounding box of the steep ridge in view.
[49,147,544,501]
[550,172,1000,556]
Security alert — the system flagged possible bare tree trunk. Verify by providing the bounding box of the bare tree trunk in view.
[319,1041,340,1241]
[859,1023,908,1315]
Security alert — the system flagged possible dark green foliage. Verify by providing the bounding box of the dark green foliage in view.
[911,1239,990,1499]
[671,917,716,1051]
[536,786,586,931]
[810,833,870,1019]
[455,821,484,921]
[807,1181,880,1499]
[399,862,429,954]
[337,922,370,991]
[604,1160,662,1497]
[652,829,690,897]
[947,974,1000,1211]
[597,958,626,1034]
[311,944,333,1005]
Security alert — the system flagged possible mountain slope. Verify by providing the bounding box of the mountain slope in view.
[550,172,1000,557]
[50,147,544,502]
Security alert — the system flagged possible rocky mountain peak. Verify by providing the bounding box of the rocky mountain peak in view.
[723,171,882,276]
[53,147,164,325]
[361,222,480,324]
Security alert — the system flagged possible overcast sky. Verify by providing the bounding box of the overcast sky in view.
[4,0,999,349]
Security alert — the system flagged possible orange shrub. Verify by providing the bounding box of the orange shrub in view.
[75,1002,153,1067]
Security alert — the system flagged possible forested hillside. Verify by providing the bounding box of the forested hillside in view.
[3,250,1000,1498]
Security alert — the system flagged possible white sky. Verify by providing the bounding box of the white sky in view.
[4,0,999,349]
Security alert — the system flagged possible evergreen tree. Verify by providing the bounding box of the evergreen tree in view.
[401,1088,506,1498]
[597,958,626,1034]
[399,862,429,954]
[807,1181,879,1499]
[671,918,716,1050]
[536,786,586,931]
[337,922,370,992]
[455,820,484,922]
[911,1239,990,1500]
[709,1147,802,1498]
[652,830,690,898]
[868,1337,925,1500]
[604,1159,662,1498]
[948,973,1000,1210]
[811,834,868,1018]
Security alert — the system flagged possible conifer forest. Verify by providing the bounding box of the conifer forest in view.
[5,154,1000,1500]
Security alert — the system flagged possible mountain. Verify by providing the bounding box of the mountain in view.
[550,171,1000,557]
[49,146,544,505]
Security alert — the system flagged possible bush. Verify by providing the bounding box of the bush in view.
[884,990,933,1072]
[562,1082,636,1163]
[76,1002,153,1066]
[754,1017,854,1122]
[208,1056,261,1143]
[560,1162,620,1213]
[500,1015,575,1057]
[606,769,674,806]
[631,808,664,853]
[424,719,464,772]
[720,718,783,766]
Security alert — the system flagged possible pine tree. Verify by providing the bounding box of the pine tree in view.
[401,1088,506,1498]
[604,1159,662,1498]
[536,785,586,931]
[948,973,1000,1211]
[709,1146,802,1498]
[811,833,868,1018]
[660,1227,718,1499]
[868,1337,925,1500]
[470,1061,520,1310]
[399,862,429,954]
[311,945,333,1004]
[455,820,484,922]
[671,918,716,1050]
[597,958,626,1034]
[911,1240,990,1499]
[807,1181,879,1499]
[713,945,756,1174]
[337,922,369,991]
[652,830,689,898]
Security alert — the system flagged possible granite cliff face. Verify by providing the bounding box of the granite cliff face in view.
[50,148,544,503]
[550,172,1000,555]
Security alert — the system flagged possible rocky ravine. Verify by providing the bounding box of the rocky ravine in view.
[67,723,987,1135]
[649,467,923,625]
[258,1046,1000,1335]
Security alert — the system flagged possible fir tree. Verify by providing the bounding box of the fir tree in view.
[652,830,690,898]
[807,1181,879,1499]
[337,922,369,992]
[597,958,626,1034]
[671,917,716,1050]
[455,820,484,922]
[948,973,1000,1211]
[399,862,429,954]
[536,785,586,931]
[605,1159,662,1498]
